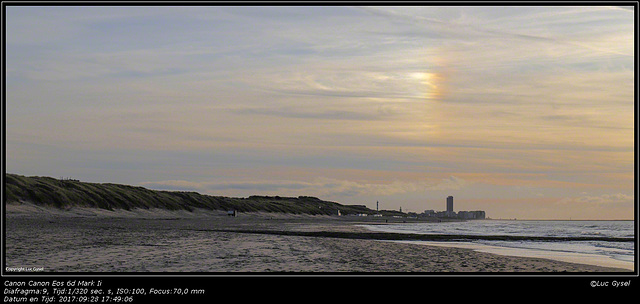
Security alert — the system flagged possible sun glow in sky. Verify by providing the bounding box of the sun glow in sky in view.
[4,5,636,219]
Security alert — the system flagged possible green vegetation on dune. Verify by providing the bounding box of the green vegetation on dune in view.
[4,173,394,216]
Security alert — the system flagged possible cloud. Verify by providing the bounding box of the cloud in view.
[230,106,398,121]
[6,6,634,219]
[427,176,470,191]
[361,6,633,57]
[614,6,635,11]
[139,180,204,192]
[247,68,439,102]
[557,193,634,206]
[141,176,471,198]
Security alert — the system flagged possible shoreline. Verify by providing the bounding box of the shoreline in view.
[390,240,635,271]
[190,225,635,272]
[4,204,634,273]
[357,222,635,271]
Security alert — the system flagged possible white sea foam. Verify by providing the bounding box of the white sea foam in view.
[361,220,635,271]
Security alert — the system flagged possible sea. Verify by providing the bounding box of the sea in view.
[361,220,636,271]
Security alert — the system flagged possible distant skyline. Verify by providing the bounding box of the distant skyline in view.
[4,5,636,219]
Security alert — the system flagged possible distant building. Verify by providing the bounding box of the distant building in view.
[420,196,486,220]
[446,196,454,216]
[458,211,486,219]
[421,210,435,217]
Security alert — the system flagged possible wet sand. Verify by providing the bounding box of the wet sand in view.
[4,204,632,273]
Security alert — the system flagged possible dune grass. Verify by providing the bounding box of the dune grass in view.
[4,173,396,216]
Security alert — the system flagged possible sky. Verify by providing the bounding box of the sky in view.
[4,5,636,220]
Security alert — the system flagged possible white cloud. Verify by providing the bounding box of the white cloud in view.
[6,6,634,219]
[427,176,470,191]
[141,176,471,198]
[558,193,634,206]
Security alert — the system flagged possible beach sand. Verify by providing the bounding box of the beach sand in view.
[4,203,633,273]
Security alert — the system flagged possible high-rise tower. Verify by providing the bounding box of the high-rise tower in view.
[446,196,453,213]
